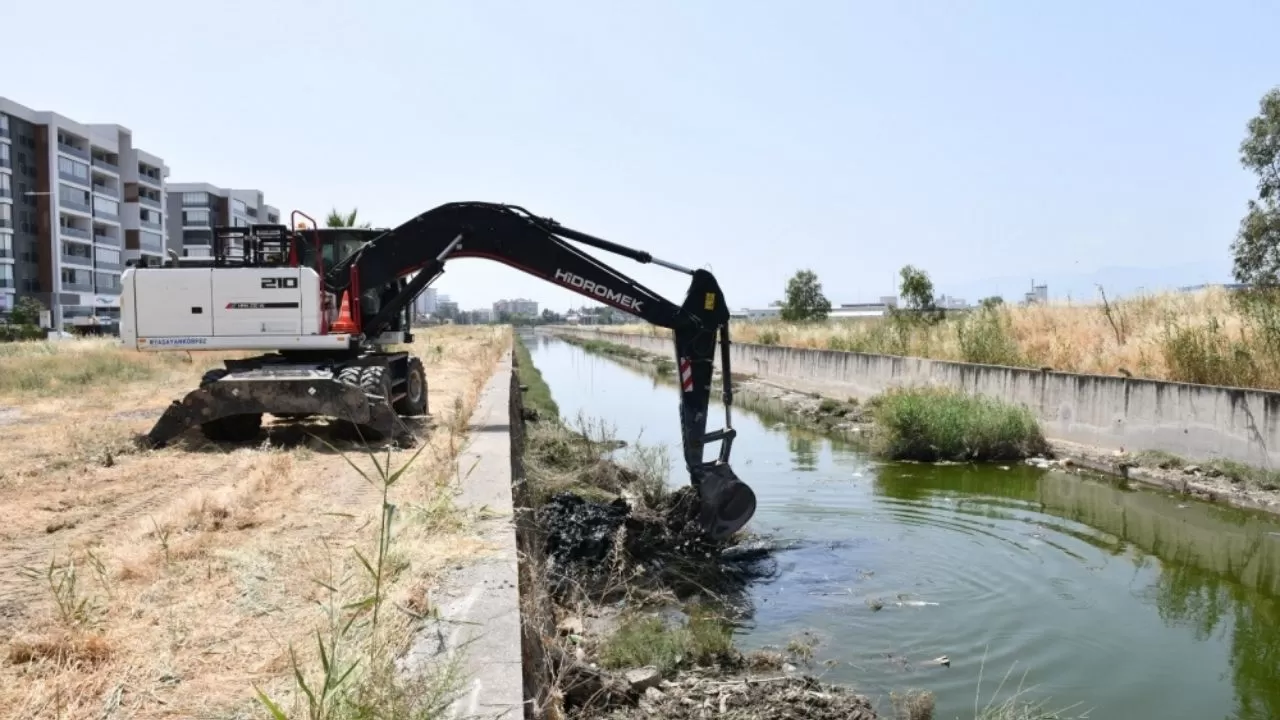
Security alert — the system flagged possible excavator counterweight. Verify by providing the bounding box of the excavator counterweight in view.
[122,202,756,539]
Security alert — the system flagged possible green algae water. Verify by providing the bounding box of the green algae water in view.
[520,330,1280,719]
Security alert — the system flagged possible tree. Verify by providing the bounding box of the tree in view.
[979,295,1005,310]
[325,207,372,229]
[9,296,45,326]
[898,265,936,310]
[1231,86,1280,286]
[779,269,831,322]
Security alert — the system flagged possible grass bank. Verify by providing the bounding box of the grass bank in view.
[602,287,1280,392]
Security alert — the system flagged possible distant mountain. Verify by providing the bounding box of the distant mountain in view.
[936,260,1236,304]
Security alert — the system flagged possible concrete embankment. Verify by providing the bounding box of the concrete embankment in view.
[401,348,525,718]
[548,327,1280,469]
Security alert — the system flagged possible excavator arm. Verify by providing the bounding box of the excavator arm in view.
[328,201,756,539]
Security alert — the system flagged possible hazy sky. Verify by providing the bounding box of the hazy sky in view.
[6,1,1277,312]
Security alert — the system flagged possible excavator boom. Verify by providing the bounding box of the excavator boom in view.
[125,202,756,539]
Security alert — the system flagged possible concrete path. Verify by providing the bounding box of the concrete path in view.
[401,347,524,719]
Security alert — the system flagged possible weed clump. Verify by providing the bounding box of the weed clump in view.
[870,386,1049,462]
[597,607,736,675]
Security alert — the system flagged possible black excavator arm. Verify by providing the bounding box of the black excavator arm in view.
[326,201,756,539]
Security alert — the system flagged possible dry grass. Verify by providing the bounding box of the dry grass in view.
[602,287,1280,390]
[0,325,511,719]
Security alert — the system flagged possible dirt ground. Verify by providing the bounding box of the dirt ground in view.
[0,326,509,719]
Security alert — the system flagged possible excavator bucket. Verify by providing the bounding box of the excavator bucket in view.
[693,463,757,541]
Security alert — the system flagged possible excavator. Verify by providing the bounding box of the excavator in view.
[119,201,756,539]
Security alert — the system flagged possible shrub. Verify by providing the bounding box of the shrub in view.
[870,386,1048,462]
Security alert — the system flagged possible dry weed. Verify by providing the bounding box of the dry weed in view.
[0,325,512,719]
[603,287,1280,388]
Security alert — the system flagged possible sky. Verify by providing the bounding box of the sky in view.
[5,1,1278,313]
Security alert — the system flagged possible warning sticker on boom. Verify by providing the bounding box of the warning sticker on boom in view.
[704,292,716,311]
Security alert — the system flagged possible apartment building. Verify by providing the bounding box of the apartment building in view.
[165,183,279,259]
[0,96,169,331]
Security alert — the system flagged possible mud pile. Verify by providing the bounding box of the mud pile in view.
[586,672,878,720]
[536,488,776,605]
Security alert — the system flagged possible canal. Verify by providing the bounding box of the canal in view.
[520,330,1280,719]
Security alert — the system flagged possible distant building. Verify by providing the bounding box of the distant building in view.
[471,307,492,323]
[493,297,538,317]
[412,286,437,317]
[1024,281,1049,305]
[165,183,279,259]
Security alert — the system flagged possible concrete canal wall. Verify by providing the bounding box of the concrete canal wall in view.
[548,327,1280,469]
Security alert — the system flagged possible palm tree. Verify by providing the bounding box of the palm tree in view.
[325,207,372,228]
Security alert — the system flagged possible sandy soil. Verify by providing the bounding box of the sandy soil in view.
[0,326,509,719]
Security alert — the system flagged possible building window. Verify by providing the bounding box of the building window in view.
[183,209,210,225]
[96,247,120,265]
[59,184,90,208]
[0,144,10,163]
[94,197,119,216]
[58,156,90,182]
[140,230,164,250]
[95,272,121,291]
[232,198,247,215]
[233,216,249,227]
[183,230,212,246]
[0,233,11,258]
[0,204,11,228]
[140,208,162,225]
[181,192,210,206]
[0,174,10,194]
[61,268,89,286]
[0,264,13,288]
[62,241,92,260]
[0,114,8,134]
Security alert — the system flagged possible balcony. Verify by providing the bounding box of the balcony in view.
[59,225,91,241]
[0,187,10,200]
[57,143,90,161]
[92,182,121,200]
[61,281,94,293]
[59,170,90,187]
[61,198,92,214]
[94,207,119,221]
[137,173,162,188]
[61,250,94,268]
[183,217,211,228]
[141,218,162,230]
[0,247,12,259]
[95,259,123,272]
[92,156,119,173]
[0,278,13,289]
[139,195,161,209]
[93,233,121,247]
[0,124,9,140]
[0,155,12,169]
[95,284,121,296]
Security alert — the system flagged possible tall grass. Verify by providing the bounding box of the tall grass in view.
[870,386,1049,462]
[0,338,239,397]
[602,287,1280,391]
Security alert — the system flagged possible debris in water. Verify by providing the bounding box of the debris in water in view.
[592,672,878,720]
[537,488,777,606]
